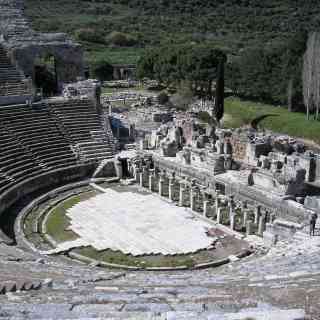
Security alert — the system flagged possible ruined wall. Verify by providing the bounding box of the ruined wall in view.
[230,135,248,162]
[1,0,85,91]
[9,43,84,90]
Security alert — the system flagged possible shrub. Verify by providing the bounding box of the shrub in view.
[74,28,105,44]
[107,31,138,47]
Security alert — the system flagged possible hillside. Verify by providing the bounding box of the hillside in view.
[25,0,320,65]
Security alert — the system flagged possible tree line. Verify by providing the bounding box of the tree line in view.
[138,32,320,120]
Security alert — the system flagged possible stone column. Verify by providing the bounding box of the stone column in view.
[228,196,235,229]
[242,209,248,228]
[139,171,144,188]
[254,205,261,224]
[190,187,196,211]
[133,166,139,182]
[215,195,219,217]
[148,171,154,192]
[246,220,253,236]
[203,200,209,217]
[179,183,185,207]
[230,212,235,230]
[258,214,266,236]
[115,158,123,179]
[217,207,222,224]
[158,174,164,197]
[168,177,175,201]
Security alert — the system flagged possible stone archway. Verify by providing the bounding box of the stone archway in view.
[34,53,58,96]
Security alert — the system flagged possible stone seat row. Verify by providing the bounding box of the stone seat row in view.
[0,104,79,192]
[48,99,115,160]
[0,45,30,96]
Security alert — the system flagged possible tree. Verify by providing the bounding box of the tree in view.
[303,32,320,120]
[214,56,225,122]
[90,59,113,81]
[226,32,307,111]
[107,31,138,47]
[137,44,227,122]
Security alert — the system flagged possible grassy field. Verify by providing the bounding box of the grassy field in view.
[224,97,320,144]
[45,192,97,243]
[74,247,197,268]
[86,47,144,65]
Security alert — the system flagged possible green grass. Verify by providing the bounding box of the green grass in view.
[86,47,143,65]
[224,97,320,144]
[74,247,197,268]
[45,192,96,243]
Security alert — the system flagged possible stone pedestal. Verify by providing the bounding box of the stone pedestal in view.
[263,230,278,246]
[203,200,209,217]
[246,220,253,236]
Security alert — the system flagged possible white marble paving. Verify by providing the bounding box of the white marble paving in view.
[64,189,213,256]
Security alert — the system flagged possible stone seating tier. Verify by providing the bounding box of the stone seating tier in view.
[0,45,29,97]
[48,99,115,161]
[0,103,82,191]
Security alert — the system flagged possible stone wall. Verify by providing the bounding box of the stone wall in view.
[230,135,248,162]
[0,164,96,237]
[1,0,85,92]
[0,94,31,106]
[9,44,84,91]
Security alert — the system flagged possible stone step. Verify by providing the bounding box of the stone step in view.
[0,303,306,320]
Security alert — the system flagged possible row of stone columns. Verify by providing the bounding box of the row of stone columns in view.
[132,162,272,237]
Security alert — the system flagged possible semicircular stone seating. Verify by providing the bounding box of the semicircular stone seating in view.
[0,231,318,319]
